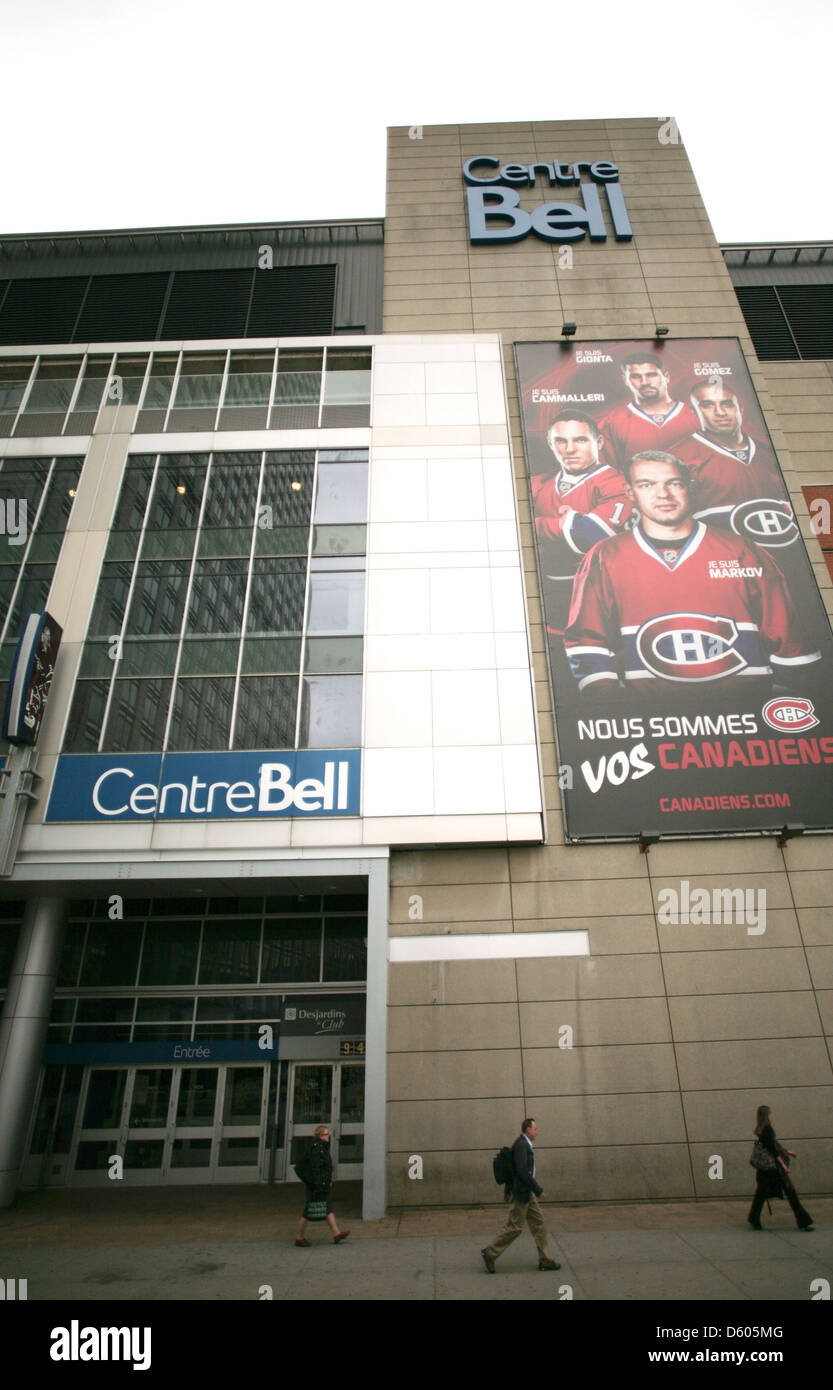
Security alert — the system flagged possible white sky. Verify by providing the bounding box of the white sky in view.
[3,0,830,243]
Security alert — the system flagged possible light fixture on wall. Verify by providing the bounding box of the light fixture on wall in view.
[654,326,669,339]
[776,823,805,847]
[638,830,661,854]
[561,323,577,337]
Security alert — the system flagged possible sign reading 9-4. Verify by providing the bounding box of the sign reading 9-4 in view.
[515,337,833,840]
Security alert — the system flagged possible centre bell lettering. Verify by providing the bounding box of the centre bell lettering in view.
[463,155,633,245]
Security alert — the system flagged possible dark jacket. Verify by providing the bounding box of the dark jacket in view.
[754,1123,788,1199]
[508,1133,543,1206]
[307,1138,333,1199]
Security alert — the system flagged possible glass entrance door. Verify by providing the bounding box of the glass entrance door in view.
[65,1063,268,1185]
[286,1062,364,1181]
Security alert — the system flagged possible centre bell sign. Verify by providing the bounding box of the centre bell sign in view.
[463,156,633,245]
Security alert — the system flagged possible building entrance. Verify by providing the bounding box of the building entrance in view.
[285,1061,364,1181]
[29,1062,270,1186]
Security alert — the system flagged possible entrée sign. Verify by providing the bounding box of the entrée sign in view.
[463,156,632,245]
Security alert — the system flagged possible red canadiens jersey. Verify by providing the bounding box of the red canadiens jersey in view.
[564,522,820,690]
[674,433,799,551]
[530,463,633,553]
[601,399,700,469]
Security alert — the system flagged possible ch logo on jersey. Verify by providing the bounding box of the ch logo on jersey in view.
[762,697,819,732]
[730,497,798,548]
[636,612,747,681]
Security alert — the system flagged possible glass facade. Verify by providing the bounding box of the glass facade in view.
[64,448,368,753]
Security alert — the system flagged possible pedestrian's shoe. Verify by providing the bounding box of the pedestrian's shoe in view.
[333,1230,350,1244]
[538,1256,561,1270]
[294,1238,310,1246]
[746,1217,762,1230]
[798,1223,815,1232]
[481,1248,496,1274]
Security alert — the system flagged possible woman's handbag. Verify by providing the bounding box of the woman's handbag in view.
[750,1139,778,1171]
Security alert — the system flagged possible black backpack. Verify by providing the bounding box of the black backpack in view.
[492,1145,514,1186]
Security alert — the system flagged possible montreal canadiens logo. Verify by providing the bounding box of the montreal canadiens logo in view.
[762,697,819,732]
[636,612,747,681]
[730,497,798,548]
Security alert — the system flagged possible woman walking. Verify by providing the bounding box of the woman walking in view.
[295,1124,350,1246]
[748,1105,814,1232]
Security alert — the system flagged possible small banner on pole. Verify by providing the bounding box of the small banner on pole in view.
[2,611,62,746]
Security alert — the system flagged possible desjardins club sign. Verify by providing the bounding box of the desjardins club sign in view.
[463,156,632,245]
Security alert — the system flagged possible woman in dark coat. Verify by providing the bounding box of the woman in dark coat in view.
[748,1105,814,1231]
[295,1124,350,1246]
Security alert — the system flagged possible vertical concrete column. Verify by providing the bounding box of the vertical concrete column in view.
[362,857,389,1220]
[0,895,65,1207]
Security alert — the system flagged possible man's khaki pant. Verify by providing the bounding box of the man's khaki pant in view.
[485,1194,553,1262]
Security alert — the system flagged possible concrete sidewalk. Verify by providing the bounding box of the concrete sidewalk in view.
[1,1186,831,1300]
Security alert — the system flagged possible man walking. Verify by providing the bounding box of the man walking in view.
[481,1119,560,1272]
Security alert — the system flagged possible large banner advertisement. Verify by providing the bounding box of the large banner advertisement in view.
[515,338,833,840]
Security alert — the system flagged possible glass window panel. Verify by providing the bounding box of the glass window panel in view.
[193,1023,263,1040]
[186,558,248,635]
[49,998,76,1024]
[171,1138,212,1167]
[73,1024,132,1041]
[4,562,55,637]
[29,1066,65,1154]
[217,1137,259,1166]
[260,453,315,530]
[292,1065,332,1124]
[179,637,240,676]
[135,997,195,1023]
[233,675,298,750]
[261,918,321,982]
[0,568,19,630]
[339,1066,365,1123]
[132,1024,192,1041]
[240,638,301,675]
[299,674,362,748]
[265,893,321,913]
[198,919,260,985]
[337,1133,364,1163]
[326,350,372,372]
[57,922,85,987]
[35,458,82,535]
[176,1069,219,1125]
[129,1069,172,1128]
[138,921,200,986]
[88,562,133,636]
[22,359,83,414]
[311,524,366,557]
[173,354,226,409]
[323,358,371,406]
[167,676,235,752]
[0,456,51,519]
[109,455,156,536]
[304,637,363,674]
[124,1139,164,1169]
[313,461,368,524]
[323,918,367,981]
[224,354,273,407]
[102,676,172,752]
[143,355,178,410]
[116,638,178,678]
[202,452,261,530]
[324,893,367,912]
[82,1070,127,1129]
[247,558,307,635]
[79,924,143,987]
[306,571,365,635]
[62,679,110,751]
[222,1068,264,1126]
[53,1065,83,1152]
[0,361,34,414]
[76,997,135,1024]
[75,1140,115,1170]
[275,351,322,404]
[125,559,190,636]
[144,454,208,538]
[72,358,111,413]
[112,355,149,406]
[196,996,282,1020]
[254,525,308,557]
